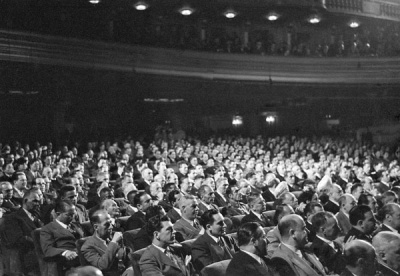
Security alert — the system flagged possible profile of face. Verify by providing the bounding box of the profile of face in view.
[323,217,341,241]
[58,205,77,225]
[15,174,28,190]
[183,199,199,220]
[385,239,400,271]
[95,213,114,240]
[252,196,266,214]
[360,211,376,235]
[217,180,229,194]
[254,227,267,257]
[343,195,357,213]
[208,213,226,237]
[202,187,215,205]
[139,194,153,212]
[292,218,308,248]
[2,184,13,200]
[157,221,176,245]
[104,200,120,218]
[62,190,78,206]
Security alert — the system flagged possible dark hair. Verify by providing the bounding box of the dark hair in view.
[237,222,263,247]
[304,202,323,217]
[358,193,373,206]
[146,215,171,237]
[198,184,212,198]
[59,185,76,198]
[12,172,26,182]
[350,183,363,194]
[99,187,112,195]
[349,205,372,226]
[200,209,220,229]
[133,192,147,207]
[311,211,335,232]
[168,190,180,204]
[376,203,398,222]
[145,205,165,221]
[298,190,316,204]
[278,215,300,237]
[127,189,138,199]
[90,209,108,225]
[55,200,73,213]
[273,204,290,225]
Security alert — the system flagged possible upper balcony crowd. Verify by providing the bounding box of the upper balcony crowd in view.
[0,133,400,276]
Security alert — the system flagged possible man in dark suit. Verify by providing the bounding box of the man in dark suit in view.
[337,166,351,192]
[12,171,28,206]
[375,203,400,234]
[324,183,342,214]
[271,214,326,276]
[223,186,249,217]
[139,215,194,276]
[336,194,357,236]
[372,231,400,275]
[40,201,84,268]
[173,194,203,241]
[3,189,43,275]
[241,194,273,227]
[191,209,239,272]
[214,177,229,207]
[1,181,20,212]
[166,190,181,223]
[126,192,153,230]
[344,205,376,243]
[310,211,345,274]
[82,210,128,276]
[226,222,273,276]
[340,240,378,276]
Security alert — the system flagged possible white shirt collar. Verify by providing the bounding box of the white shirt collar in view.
[251,210,262,220]
[173,207,182,215]
[317,235,336,250]
[208,232,219,243]
[23,208,34,221]
[384,223,398,233]
[152,243,166,253]
[56,219,68,229]
[282,242,303,258]
[216,191,226,200]
[181,216,194,227]
[240,249,263,264]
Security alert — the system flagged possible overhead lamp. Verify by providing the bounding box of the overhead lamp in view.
[179,7,194,16]
[266,12,280,21]
[134,2,149,10]
[308,14,321,24]
[266,116,276,124]
[232,115,243,126]
[89,0,100,4]
[224,10,237,19]
[348,20,360,28]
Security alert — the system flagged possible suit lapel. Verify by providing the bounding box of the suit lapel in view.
[17,208,37,229]
[280,244,320,276]
[149,245,181,271]
[53,221,75,238]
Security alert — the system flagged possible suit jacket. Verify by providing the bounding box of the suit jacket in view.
[310,236,345,274]
[377,223,399,234]
[226,250,272,276]
[130,227,152,251]
[376,182,391,195]
[214,192,229,207]
[337,177,348,191]
[377,261,399,276]
[191,232,238,272]
[12,188,25,206]
[222,204,248,217]
[1,198,21,213]
[173,218,202,242]
[167,208,181,224]
[198,200,219,215]
[40,220,84,261]
[344,227,372,243]
[81,233,120,276]
[324,200,340,214]
[139,244,191,276]
[271,244,325,276]
[126,211,146,231]
[340,268,354,276]
[266,226,281,257]
[336,211,352,235]
[241,211,274,227]
[3,207,43,249]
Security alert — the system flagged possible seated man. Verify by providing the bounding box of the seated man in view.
[222,186,249,217]
[310,211,345,274]
[341,240,378,276]
[40,201,84,268]
[344,205,376,243]
[126,192,153,231]
[60,185,89,224]
[197,184,218,214]
[376,203,400,234]
[214,177,230,207]
[174,194,203,241]
[3,189,43,275]
[241,194,273,227]
[166,190,182,223]
[81,210,128,276]
[336,194,357,236]
[271,214,326,276]
[139,215,194,276]
[191,209,239,272]
[372,231,400,275]
[226,222,272,276]
[1,181,21,213]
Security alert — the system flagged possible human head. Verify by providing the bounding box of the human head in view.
[372,231,400,272]
[147,215,175,247]
[215,177,229,194]
[13,172,27,190]
[343,240,377,276]
[351,183,364,200]
[237,222,267,256]
[248,194,266,214]
[23,189,41,214]
[349,205,376,235]
[311,211,340,241]
[358,193,378,213]
[280,192,298,209]
[279,214,309,249]
[90,210,113,240]
[382,191,398,205]
[55,201,76,225]
[179,194,199,220]
[273,204,295,225]
[59,185,78,206]
[377,203,400,232]
[1,182,13,200]
[339,194,357,214]
[141,168,154,182]
[101,199,120,218]
[149,182,164,201]
[303,202,324,222]
[201,209,226,237]
[198,185,215,205]
[134,192,153,212]
[179,178,192,194]
[99,187,114,201]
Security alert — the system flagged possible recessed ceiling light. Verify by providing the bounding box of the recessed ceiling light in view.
[349,20,360,28]
[308,15,321,24]
[134,2,149,11]
[180,8,194,16]
[266,12,280,21]
[89,0,100,4]
[224,10,237,19]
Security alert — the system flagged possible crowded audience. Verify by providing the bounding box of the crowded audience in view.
[0,133,400,275]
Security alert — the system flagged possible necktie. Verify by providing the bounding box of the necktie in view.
[193,220,200,230]
[301,251,325,276]
[165,247,186,274]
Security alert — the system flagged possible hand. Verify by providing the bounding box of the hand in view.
[64,250,78,261]
[111,231,123,243]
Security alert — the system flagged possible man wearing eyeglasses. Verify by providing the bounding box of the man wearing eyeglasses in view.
[1,181,20,213]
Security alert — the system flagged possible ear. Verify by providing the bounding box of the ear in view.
[357,257,365,267]
[379,251,387,261]
[289,228,295,237]
[357,219,364,228]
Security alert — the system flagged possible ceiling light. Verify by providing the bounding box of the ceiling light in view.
[349,20,360,28]
[89,0,100,4]
[180,7,194,16]
[134,2,149,10]
[224,10,237,19]
[308,15,321,24]
[266,12,280,21]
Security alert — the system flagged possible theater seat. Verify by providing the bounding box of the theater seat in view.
[31,228,59,276]
[129,248,146,276]
[76,237,90,266]
[200,259,231,276]
[122,228,141,252]
[180,239,195,255]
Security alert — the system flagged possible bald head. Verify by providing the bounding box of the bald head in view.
[373,231,400,271]
[278,214,308,249]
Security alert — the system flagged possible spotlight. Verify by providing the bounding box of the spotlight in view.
[308,15,321,24]
[232,115,243,126]
[266,12,280,21]
[89,0,100,4]
[224,10,237,19]
[349,20,360,28]
[134,2,149,10]
[180,7,194,16]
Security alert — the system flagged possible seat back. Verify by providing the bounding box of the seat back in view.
[116,216,130,231]
[32,228,59,276]
[76,237,90,266]
[129,248,147,276]
[180,239,195,255]
[81,221,94,236]
[122,228,141,251]
[200,259,231,276]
